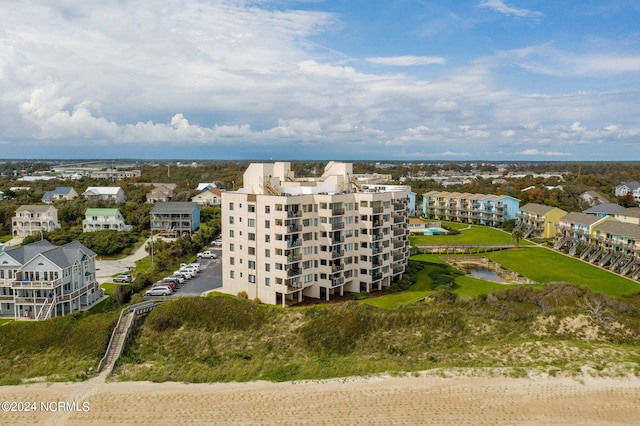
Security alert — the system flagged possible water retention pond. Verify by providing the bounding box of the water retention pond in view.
[444,257,536,285]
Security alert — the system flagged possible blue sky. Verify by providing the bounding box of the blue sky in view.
[1,0,640,160]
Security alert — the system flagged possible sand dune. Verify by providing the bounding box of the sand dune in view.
[1,373,639,425]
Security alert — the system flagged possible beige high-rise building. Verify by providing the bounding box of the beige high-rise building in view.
[221,162,410,306]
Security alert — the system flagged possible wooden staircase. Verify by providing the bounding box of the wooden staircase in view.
[36,296,56,321]
[98,310,134,374]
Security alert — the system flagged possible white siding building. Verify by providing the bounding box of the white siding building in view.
[221,162,410,307]
[12,205,61,238]
[0,240,102,320]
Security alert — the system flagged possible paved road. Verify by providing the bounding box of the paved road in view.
[174,252,223,296]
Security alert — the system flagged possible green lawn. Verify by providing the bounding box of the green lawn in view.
[410,222,533,246]
[486,247,640,297]
[362,246,640,309]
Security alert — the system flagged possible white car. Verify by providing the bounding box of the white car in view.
[170,274,186,284]
[176,269,194,279]
[145,287,171,297]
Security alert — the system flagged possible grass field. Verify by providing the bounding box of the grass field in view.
[487,247,640,297]
[410,222,533,246]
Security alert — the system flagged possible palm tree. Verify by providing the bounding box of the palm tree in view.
[511,229,524,247]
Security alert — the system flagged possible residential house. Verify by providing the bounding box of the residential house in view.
[583,203,625,218]
[614,181,640,201]
[0,240,102,320]
[82,186,126,203]
[82,208,132,232]
[192,188,223,206]
[221,161,410,307]
[422,191,519,226]
[579,190,610,208]
[12,205,60,238]
[516,203,567,239]
[150,202,200,237]
[197,182,217,191]
[146,183,176,203]
[41,186,78,204]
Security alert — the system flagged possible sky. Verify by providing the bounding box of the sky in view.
[1,0,640,161]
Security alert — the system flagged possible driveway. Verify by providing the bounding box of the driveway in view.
[95,238,150,284]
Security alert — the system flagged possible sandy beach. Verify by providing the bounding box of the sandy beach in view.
[1,373,639,425]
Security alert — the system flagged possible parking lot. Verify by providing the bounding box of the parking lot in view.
[173,251,223,296]
[142,248,223,298]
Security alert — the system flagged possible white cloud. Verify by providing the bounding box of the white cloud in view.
[518,149,570,156]
[366,56,447,66]
[479,0,543,19]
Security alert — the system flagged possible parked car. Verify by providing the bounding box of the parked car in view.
[172,273,189,281]
[113,273,133,283]
[168,274,185,284]
[162,277,180,285]
[145,287,171,297]
[154,282,176,291]
[179,269,196,278]
[197,250,217,259]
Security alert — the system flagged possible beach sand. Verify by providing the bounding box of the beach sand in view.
[1,373,639,425]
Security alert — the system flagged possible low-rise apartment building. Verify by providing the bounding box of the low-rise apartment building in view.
[82,208,132,232]
[422,191,519,226]
[0,240,102,320]
[12,205,60,238]
[221,161,410,307]
[555,212,614,253]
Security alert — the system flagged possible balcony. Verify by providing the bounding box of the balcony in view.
[332,208,345,216]
[332,277,345,287]
[372,272,383,281]
[373,206,384,214]
[286,254,302,263]
[370,246,382,255]
[332,250,344,259]
[332,221,344,230]
[286,225,301,233]
[287,239,302,248]
[287,210,302,218]
[332,264,344,273]
[393,266,404,275]
[287,268,302,277]
[394,202,404,211]
[331,236,344,245]
[11,278,63,289]
[371,233,383,241]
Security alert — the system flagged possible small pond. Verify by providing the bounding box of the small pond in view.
[460,264,507,283]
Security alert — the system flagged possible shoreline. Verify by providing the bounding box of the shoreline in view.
[1,372,639,425]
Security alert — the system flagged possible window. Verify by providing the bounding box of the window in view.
[248,218,255,227]
[230,257,235,265]
[229,202,234,210]
[265,220,270,229]
[248,233,256,241]
[265,277,270,286]
[265,249,270,257]
[229,230,234,238]
[265,205,270,214]
[229,216,234,224]
[248,204,256,212]
[248,247,256,255]
[265,263,271,271]
[229,243,235,252]
[248,260,256,269]
[230,270,235,278]
[265,235,270,243]
[248,274,256,283]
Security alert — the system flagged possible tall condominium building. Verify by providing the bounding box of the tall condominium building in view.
[221,162,410,307]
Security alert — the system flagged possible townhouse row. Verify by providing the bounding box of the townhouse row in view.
[421,191,520,226]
